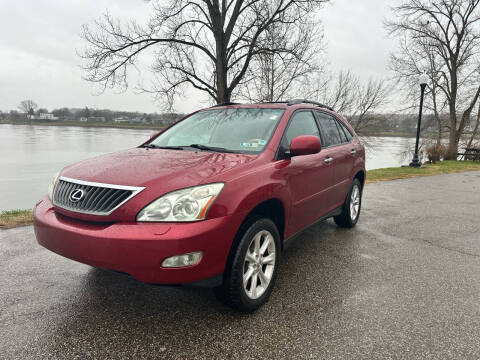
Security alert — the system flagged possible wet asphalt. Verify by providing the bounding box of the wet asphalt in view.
[1,171,480,360]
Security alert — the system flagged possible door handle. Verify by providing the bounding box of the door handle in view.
[324,157,333,164]
[350,149,357,155]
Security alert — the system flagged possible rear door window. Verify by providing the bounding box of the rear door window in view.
[336,120,353,142]
[315,112,342,147]
[335,122,348,143]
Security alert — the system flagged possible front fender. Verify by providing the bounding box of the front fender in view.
[207,170,291,239]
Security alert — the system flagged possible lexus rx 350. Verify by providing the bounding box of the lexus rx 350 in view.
[34,100,366,313]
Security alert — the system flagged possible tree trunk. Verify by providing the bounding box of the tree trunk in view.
[215,51,230,103]
[212,8,230,104]
[436,121,442,147]
[466,103,480,150]
[446,130,459,159]
[431,85,442,147]
[445,100,458,160]
[269,54,275,102]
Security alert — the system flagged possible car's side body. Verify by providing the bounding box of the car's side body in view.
[203,104,365,240]
[34,102,365,290]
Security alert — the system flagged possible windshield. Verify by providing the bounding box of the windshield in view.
[148,108,285,153]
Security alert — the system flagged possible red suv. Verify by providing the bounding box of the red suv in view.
[34,100,365,312]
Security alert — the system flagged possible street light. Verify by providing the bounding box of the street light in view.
[410,72,429,167]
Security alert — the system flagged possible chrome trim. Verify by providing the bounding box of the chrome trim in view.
[69,189,85,203]
[53,176,145,216]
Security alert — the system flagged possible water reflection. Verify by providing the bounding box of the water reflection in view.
[364,136,415,170]
[0,125,414,210]
[0,125,155,211]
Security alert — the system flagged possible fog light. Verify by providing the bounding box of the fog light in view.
[161,252,203,268]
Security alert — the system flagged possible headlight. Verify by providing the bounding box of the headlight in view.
[136,183,224,222]
[47,172,60,200]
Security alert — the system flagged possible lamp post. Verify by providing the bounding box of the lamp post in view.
[410,72,429,167]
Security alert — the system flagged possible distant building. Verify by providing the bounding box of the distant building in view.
[152,113,182,126]
[131,116,149,124]
[39,113,58,120]
[113,116,130,123]
[30,113,59,121]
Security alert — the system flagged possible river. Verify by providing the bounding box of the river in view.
[0,124,415,211]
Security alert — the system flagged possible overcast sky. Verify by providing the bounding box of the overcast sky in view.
[0,0,396,114]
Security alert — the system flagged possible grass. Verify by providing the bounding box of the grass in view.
[0,209,34,229]
[1,161,479,230]
[366,160,480,183]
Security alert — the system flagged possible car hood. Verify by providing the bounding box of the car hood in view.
[55,148,257,222]
[61,147,257,194]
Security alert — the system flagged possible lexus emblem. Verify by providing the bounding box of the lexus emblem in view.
[69,189,85,203]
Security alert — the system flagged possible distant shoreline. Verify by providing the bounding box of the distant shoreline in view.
[1,120,419,138]
[0,120,167,131]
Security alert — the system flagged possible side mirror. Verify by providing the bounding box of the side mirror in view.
[289,135,321,157]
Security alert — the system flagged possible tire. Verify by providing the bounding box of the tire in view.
[334,178,362,228]
[214,217,281,313]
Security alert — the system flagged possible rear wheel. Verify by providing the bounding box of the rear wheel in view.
[215,218,280,313]
[334,178,362,228]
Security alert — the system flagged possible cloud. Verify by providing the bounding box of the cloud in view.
[0,0,394,114]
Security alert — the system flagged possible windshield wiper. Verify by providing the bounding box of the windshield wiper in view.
[187,144,238,153]
[141,144,185,150]
[142,143,238,153]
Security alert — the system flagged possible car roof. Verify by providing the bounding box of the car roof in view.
[209,100,336,114]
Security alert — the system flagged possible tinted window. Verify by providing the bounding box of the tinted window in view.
[337,120,353,142]
[316,113,342,147]
[284,111,320,145]
[335,121,349,143]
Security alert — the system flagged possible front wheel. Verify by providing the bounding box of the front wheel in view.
[215,218,281,313]
[334,178,362,228]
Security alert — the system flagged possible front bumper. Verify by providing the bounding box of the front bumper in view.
[33,197,245,285]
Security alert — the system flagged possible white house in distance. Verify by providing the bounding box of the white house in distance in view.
[28,113,59,121]
[79,116,106,122]
[38,113,58,120]
[113,116,130,123]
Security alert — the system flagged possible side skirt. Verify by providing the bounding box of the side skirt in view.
[283,207,343,250]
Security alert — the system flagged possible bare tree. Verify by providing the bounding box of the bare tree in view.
[390,34,449,146]
[236,20,325,102]
[308,70,391,134]
[80,0,329,108]
[18,100,38,115]
[466,100,480,148]
[386,0,480,159]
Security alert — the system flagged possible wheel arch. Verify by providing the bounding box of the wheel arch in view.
[244,198,285,242]
[354,169,366,188]
[222,197,286,282]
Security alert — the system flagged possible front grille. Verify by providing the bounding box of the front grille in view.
[52,176,145,215]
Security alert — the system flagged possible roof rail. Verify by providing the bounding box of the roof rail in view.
[260,101,289,104]
[287,99,334,111]
[210,102,242,108]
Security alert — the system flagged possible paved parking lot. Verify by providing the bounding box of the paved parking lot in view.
[1,171,480,359]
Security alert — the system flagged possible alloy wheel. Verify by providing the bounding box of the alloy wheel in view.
[243,230,276,300]
[350,184,361,221]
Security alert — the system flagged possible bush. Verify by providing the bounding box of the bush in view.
[424,143,446,163]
